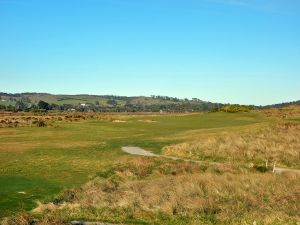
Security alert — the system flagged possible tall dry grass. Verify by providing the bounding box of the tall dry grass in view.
[262,105,300,119]
[163,122,300,168]
[0,112,118,128]
[4,157,300,225]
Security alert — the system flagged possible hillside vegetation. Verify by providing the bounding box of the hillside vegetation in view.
[1,93,299,113]
[0,93,222,112]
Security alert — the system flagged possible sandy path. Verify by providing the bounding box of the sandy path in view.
[273,167,300,174]
[121,146,157,157]
[121,147,300,174]
[121,146,221,165]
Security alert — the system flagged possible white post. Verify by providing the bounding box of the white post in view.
[273,161,276,173]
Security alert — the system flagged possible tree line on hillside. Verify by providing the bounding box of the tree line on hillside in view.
[0,101,223,113]
[1,93,299,113]
[0,97,223,113]
[259,100,300,109]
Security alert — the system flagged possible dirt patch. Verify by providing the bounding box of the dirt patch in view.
[138,120,158,123]
[112,120,127,123]
[51,141,100,149]
[0,142,42,152]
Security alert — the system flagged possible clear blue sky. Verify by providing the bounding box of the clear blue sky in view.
[0,0,299,105]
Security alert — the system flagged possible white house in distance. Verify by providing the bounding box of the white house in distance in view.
[80,103,86,107]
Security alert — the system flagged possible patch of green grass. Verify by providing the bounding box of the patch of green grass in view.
[0,176,60,217]
[0,100,16,106]
[289,118,300,122]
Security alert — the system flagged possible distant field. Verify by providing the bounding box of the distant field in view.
[0,95,124,106]
[0,112,264,217]
[0,94,173,107]
[0,101,16,107]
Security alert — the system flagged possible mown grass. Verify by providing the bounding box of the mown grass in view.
[0,176,60,217]
[0,112,264,218]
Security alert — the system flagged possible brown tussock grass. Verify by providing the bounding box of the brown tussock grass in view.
[3,157,300,224]
[262,105,300,119]
[163,122,300,168]
[32,157,300,224]
[32,201,80,214]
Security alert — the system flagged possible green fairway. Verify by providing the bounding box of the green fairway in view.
[0,112,264,217]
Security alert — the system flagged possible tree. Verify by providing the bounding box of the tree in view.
[38,100,50,110]
[15,100,28,111]
[14,97,32,111]
[107,99,117,107]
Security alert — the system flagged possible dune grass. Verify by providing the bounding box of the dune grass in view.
[163,122,300,168]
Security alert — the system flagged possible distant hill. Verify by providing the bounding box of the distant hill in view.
[0,92,298,112]
[260,100,300,109]
[0,92,223,112]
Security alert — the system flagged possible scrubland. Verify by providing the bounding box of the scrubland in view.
[1,107,300,224]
